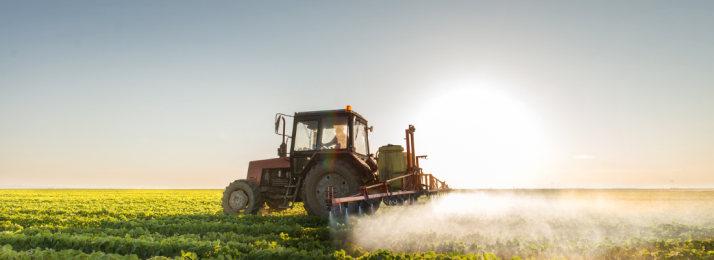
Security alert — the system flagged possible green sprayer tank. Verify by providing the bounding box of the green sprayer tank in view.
[377,144,407,190]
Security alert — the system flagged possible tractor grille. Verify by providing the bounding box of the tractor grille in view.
[271,179,289,187]
[261,168,291,187]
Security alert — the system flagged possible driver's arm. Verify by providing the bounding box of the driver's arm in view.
[322,136,337,149]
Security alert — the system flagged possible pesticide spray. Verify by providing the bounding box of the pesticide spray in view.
[333,189,714,259]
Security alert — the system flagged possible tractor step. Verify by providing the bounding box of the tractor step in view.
[279,177,302,209]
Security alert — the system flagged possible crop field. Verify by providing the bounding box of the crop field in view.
[1,189,714,260]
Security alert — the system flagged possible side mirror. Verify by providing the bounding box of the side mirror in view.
[275,116,281,134]
[369,126,374,132]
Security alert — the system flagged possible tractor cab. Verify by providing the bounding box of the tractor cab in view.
[278,106,372,175]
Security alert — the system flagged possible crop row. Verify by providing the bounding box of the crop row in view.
[0,244,549,260]
[7,219,331,241]
[0,231,319,258]
[3,227,340,250]
[1,209,323,229]
[6,228,713,259]
[361,235,714,259]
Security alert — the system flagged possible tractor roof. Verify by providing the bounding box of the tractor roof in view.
[294,109,366,121]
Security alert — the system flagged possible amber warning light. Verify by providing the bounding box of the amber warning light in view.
[346,105,352,111]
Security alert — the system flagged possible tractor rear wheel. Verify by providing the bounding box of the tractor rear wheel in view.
[222,180,262,215]
[302,159,364,216]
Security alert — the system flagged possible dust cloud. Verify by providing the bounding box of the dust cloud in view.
[340,189,714,259]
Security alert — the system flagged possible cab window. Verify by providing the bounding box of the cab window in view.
[320,116,348,150]
[294,120,318,151]
[354,119,368,155]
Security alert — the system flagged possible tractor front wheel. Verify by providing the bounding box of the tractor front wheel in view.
[222,180,262,215]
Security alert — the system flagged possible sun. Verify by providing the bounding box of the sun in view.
[415,84,544,188]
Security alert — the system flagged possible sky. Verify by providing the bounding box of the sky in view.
[1,1,713,189]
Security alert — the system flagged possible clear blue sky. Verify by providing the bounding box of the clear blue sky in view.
[1,1,713,188]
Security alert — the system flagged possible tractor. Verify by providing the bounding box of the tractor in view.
[222,106,448,216]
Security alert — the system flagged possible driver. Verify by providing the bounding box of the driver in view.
[323,124,348,149]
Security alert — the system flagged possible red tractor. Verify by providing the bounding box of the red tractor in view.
[222,106,448,216]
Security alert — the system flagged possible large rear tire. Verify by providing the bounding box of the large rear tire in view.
[222,180,262,215]
[302,159,364,216]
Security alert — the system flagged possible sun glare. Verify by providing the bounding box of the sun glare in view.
[416,83,544,188]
